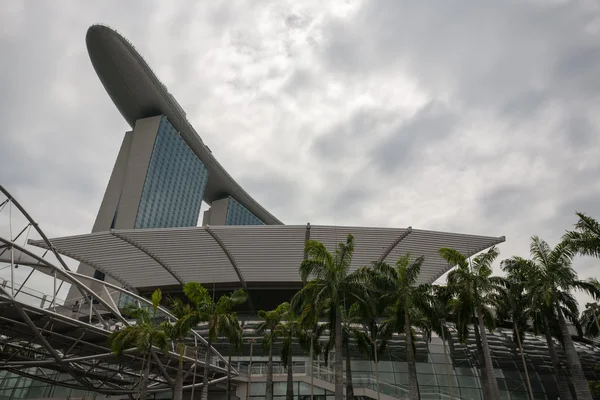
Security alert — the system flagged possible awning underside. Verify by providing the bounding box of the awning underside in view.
[31,225,505,289]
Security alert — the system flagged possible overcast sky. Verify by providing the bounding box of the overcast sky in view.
[1,1,599,304]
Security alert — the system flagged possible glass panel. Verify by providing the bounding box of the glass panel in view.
[251,382,266,396]
[457,375,480,388]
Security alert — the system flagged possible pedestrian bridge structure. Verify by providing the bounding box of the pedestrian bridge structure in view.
[0,185,232,397]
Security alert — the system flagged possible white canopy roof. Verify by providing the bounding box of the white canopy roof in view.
[31,225,505,290]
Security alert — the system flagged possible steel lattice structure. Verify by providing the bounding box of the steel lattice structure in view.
[0,184,233,396]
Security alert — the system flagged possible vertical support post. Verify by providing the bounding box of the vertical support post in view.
[89,296,94,323]
[247,339,254,400]
[9,201,14,297]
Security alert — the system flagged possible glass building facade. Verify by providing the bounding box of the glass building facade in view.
[225,196,265,226]
[210,321,600,400]
[135,116,208,229]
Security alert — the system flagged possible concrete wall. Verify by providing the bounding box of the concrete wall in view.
[202,197,230,226]
[67,116,161,302]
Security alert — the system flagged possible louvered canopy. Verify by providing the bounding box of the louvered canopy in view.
[30,225,504,291]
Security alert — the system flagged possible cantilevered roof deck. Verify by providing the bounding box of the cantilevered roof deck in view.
[32,225,505,291]
[86,24,282,225]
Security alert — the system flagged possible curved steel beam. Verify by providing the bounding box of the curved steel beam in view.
[0,184,71,271]
[109,229,184,285]
[204,226,255,309]
[377,226,413,262]
[204,226,247,290]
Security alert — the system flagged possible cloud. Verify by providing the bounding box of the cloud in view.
[1,0,600,307]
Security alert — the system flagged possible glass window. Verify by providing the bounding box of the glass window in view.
[251,382,266,396]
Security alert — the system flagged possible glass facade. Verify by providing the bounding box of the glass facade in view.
[135,116,208,229]
[0,369,98,400]
[225,196,265,226]
[210,321,600,400]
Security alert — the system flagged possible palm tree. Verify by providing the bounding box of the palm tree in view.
[222,311,243,400]
[292,234,370,400]
[430,285,456,400]
[108,289,169,400]
[524,236,600,400]
[167,297,196,400]
[440,247,502,400]
[367,254,430,400]
[498,259,535,400]
[256,302,289,400]
[321,301,364,400]
[274,303,309,400]
[179,282,248,400]
[564,212,600,258]
[296,301,325,400]
[581,302,600,339]
[502,256,576,400]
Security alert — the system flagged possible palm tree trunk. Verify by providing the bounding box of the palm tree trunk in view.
[473,320,490,400]
[543,320,573,400]
[476,310,500,400]
[266,338,274,400]
[226,351,232,400]
[373,338,381,400]
[201,338,212,400]
[334,306,344,400]
[556,306,594,400]
[405,310,420,400]
[310,334,314,400]
[191,348,198,400]
[173,344,184,400]
[286,341,294,400]
[140,349,152,400]
[344,340,355,400]
[513,322,534,400]
[440,321,454,400]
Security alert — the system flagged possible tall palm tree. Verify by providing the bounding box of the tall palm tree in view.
[167,297,197,400]
[498,259,535,400]
[430,285,456,400]
[321,301,364,400]
[581,302,600,339]
[256,302,289,400]
[368,254,430,400]
[440,247,502,400]
[274,303,310,400]
[179,282,248,400]
[564,212,600,258]
[524,236,600,400]
[292,234,370,400]
[502,256,575,400]
[225,313,244,400]
[108,289,169,400]
[296,303,325,400]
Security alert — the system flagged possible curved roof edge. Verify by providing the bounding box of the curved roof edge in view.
[85,24,282,225]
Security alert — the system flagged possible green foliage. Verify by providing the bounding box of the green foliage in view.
[580,301,600,339]
[564,212,600,259]
[441,246,502,343]
[180,282,247,343]
[108,289,169,357]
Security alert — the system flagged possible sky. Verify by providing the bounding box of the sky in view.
[1,1,599,306]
